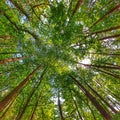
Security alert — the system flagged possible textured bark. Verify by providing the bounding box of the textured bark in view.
[69,75,112,120]
[0,99,15,119]
[86,83,117,113]
[90,52,120,56]
[0,56,28,64]
[0,64,41,111]
[89,3,120,29]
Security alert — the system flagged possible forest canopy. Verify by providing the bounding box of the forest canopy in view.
[0,0,120,120]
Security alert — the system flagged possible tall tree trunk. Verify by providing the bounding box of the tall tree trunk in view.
[89,3,120,29]
[78,62,120,70]
[89,25,120,35]
[0,56,28,64]
[72,0,83,16]
[72,88,96,120]
[86,83,117,113]
[99,34,120,41]
[69,88,83,120]
[89,52,120,56]
[16,67,47,120]
[0,64,41,111]
[69,75,112,120]
[29,89,43,120]
[0,52,23,55]
[58,92,64,120]
[9,0,29,20]
[94,68,120,80]
[0,99,15,119]
[72,97,83,120]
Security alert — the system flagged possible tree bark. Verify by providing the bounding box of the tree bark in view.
[16,67,47,120]
[29,89,43,120]
[86,83,117,113]
[69,75,112,120]
[72,0,83,16]
[90,25,120,35]
[0,56,28,64]
[89,3,120,29]
[0,64,41,111]
[58,93,65,120]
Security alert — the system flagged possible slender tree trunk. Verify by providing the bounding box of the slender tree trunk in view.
[29,89,43,120]
[89,52,120,56]
[94,68,120,79]
[89,3,120,29]
[99,34,120,41]
[0,64,41,111]
[89,25,120,35]
[9,0,29,20]
[0,56,28,64]
[16,67,47,120]
[72,0,83,16]
[69,75,112,120]
[86,83,117,113]
[58,93,64,120]
[69,88,83,120]
[72,88,96,120]
[78,62,120,70]
[72,97,83,120]
[0,52,23,55]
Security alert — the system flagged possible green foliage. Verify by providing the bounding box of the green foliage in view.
[0,0,120,120]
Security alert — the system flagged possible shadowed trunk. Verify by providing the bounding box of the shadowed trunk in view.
[90,25,120,35]
[29,89,43,120]
[69,75,112,120]
[72,0,83,16]
[99,34,120,40]
[0,64,41,111]
[58,93,65,120]
[86,83,117,113]
[0,56,28,64]
[9,0,29,20]
[16,67,47,120]
[89,3,120,29]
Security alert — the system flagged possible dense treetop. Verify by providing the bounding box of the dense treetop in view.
[0,0,120,120]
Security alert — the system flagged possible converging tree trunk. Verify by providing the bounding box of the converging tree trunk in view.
[69,75,112,120]
[0,64,41,111]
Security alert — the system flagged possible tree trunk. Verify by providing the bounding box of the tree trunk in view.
[29,89,43,120]
[69,75,112,120]
[90,25,120,35]
[99,34,120,41]
[86,83,117,113]
[72,0,83,16]
[16,67,47,120]
[0,56,28,64]
[0,64,41,111]
[58,93,64,120]
[89,3,120,29]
